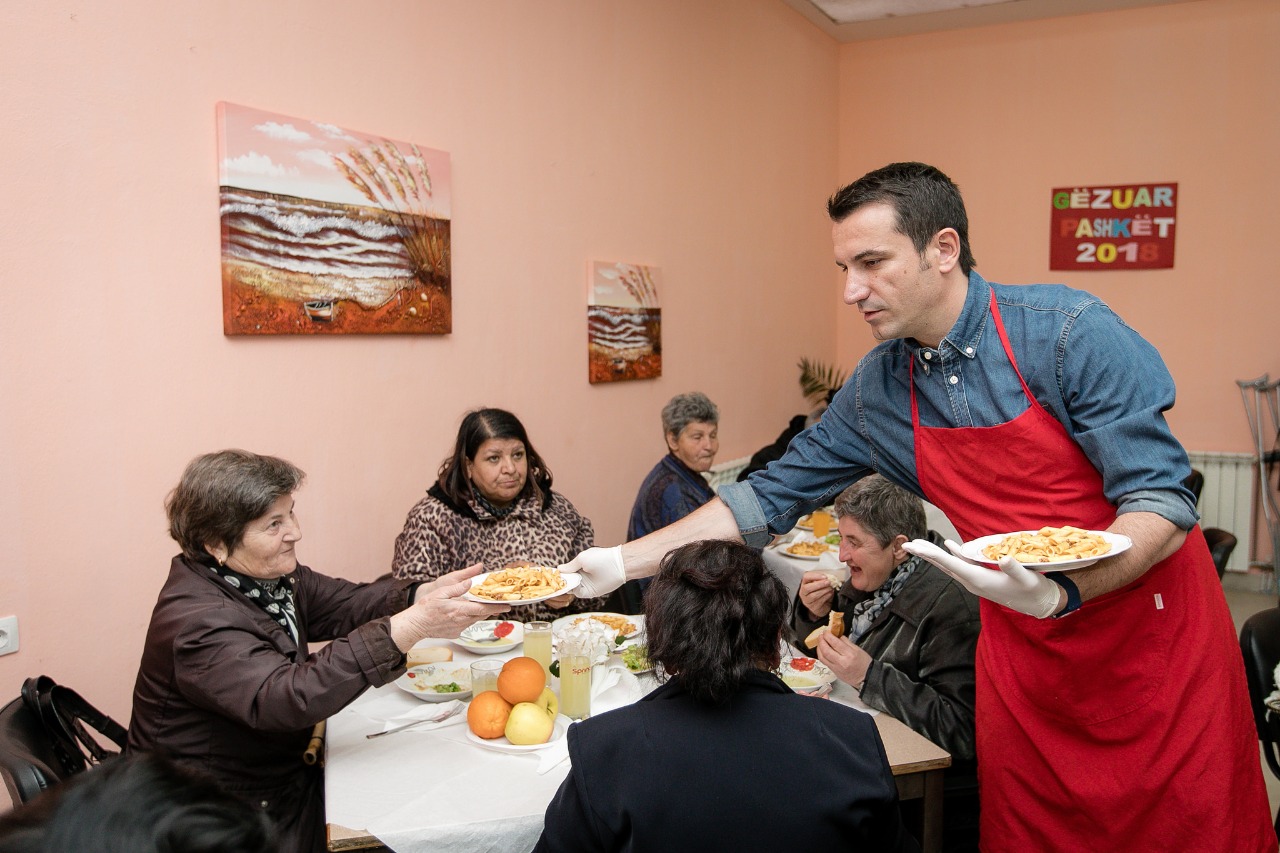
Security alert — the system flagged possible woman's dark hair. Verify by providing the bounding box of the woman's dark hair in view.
[0,752,275,853]
[827,161,977,276]
[436,408,552,506]
[644,540,788,704]
[166,450,304,562]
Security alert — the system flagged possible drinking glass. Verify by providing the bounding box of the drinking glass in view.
[470,660,503,695]
[559,637,592,721]
[811,510,832,539]
[524,621,553,679]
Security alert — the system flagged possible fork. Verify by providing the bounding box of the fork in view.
[366,704,463,739]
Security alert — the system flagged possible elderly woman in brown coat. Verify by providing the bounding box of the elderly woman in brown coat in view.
[127,450,506,853]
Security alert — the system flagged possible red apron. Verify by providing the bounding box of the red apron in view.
[911,296,1274,852]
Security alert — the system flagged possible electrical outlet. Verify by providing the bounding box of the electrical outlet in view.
[0,616,19,656]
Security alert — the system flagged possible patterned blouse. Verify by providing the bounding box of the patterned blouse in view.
[391,483,605,622]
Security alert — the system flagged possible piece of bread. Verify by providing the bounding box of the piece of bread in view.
[804,610,845,649]
[407,646,453,667]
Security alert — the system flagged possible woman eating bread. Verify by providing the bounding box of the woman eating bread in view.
[127,450,506,852]
[791,475,980,846]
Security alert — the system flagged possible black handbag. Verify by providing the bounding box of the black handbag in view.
[20,675,127,778]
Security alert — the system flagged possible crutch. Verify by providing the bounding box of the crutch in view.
[1237,373,1280,580]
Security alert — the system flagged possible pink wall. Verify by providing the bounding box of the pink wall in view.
[0,1,837,735]
[834,0,1280,458]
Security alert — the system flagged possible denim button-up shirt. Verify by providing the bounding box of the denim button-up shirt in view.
[721,272,1198,547]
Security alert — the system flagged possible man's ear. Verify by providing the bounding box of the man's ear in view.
[933,228,961,274]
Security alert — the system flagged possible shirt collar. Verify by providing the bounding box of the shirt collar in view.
[906,270,991,365]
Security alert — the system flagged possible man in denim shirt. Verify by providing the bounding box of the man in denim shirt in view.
[564,163,1273,852]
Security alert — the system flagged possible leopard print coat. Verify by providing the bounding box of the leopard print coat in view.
[391,483,607,622]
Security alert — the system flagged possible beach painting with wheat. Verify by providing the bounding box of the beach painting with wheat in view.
[217,103,451,335]
[588,261,661,383]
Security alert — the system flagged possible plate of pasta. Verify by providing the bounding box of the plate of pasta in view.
[463,565,580,604]
[959,526,1132,572]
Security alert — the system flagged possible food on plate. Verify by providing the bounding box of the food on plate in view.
[467,690,514,739]
[430,682,463,694]
[570,613,637,638]
[824,533,841,546]
[788,657,817,672]
[786,540,830,557]
[407,646,453,666]
[505,697,557,745]
[470,565,566,601]
[459,620,518,646]
[497,656,547,705]
[981,526,1112,564]
[782,673,821,691]
[622,644,651,673]
[804,610,846,649]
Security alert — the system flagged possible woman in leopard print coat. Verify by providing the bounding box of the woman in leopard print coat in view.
[391,408,608,622]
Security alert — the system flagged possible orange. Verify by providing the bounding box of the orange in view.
[497,656,547,705]
[467,690,513,739]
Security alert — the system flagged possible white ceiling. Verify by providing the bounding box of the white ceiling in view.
[780,0,1204,42]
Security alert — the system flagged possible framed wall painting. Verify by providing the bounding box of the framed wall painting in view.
[588,261,661,383]
[217,102,452,335]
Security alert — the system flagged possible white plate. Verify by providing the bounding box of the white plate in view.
[451,620,525,654]
[552,612,644,641]
[781,546,837,561]
[465,714,569,753]
[959,530,1133,572]
[618,643,652,675]
[779,656,836,694]
[394,664,473,703]
[463,571,581,604]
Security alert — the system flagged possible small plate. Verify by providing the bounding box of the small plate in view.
[779,656,836,694]
[451,620,525,654]
[552,612,643,641]
[465,714,569,752]
[394,664,473,703]
[959,530,1133,572]
[463,572,581,605]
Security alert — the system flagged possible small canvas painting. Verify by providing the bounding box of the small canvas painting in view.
[217,102,451,335]
[588,261,662,383]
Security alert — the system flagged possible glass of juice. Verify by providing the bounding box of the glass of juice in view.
[469,660,503,695]
[524,622,553,679]
[559,637,593,721]
[811,511,831,539]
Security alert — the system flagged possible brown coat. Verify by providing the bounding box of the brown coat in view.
[127,555,413,852]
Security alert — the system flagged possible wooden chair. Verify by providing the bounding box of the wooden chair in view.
[1240,607,1280,834]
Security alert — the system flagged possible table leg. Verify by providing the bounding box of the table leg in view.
[920,768,945,853]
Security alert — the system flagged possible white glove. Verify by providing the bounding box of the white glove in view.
[903,538,1064,619]
[559,546,626,598]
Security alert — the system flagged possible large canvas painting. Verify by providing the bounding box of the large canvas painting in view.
[217,103,451,335]
[588,261,661,383]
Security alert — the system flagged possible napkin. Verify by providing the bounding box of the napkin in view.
[357,695,467,734]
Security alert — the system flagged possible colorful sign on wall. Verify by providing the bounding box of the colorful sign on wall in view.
[1049,183,1177,271]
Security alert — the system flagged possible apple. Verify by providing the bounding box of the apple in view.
[535,686,558,717]
[505,701,555,745]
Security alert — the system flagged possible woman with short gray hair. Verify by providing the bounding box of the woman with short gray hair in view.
[618,393,720,612]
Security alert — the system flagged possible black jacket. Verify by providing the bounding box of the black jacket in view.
[791,544,980,762]
[535,669,918,853]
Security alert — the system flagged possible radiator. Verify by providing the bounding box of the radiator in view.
[1187,451,1255,573]
[705,456,750,490]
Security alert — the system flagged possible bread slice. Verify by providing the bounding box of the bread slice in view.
[803,611,845,650]
[407,646,453,667]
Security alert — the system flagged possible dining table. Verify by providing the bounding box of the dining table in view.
[324,631,952,853]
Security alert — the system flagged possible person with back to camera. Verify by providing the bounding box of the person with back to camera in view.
[534,539,918,853]
[0,752,275,853]
[392,407,607,622]
[615,392,719,611]
[127,449,506,852]
[793,475,980,850]
[559,162,1274,851]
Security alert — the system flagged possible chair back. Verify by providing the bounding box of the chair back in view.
[1203,527,1238,579]
[1183,469,1205,507]
[0,695,66,805]
[1240,608,1280,782]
